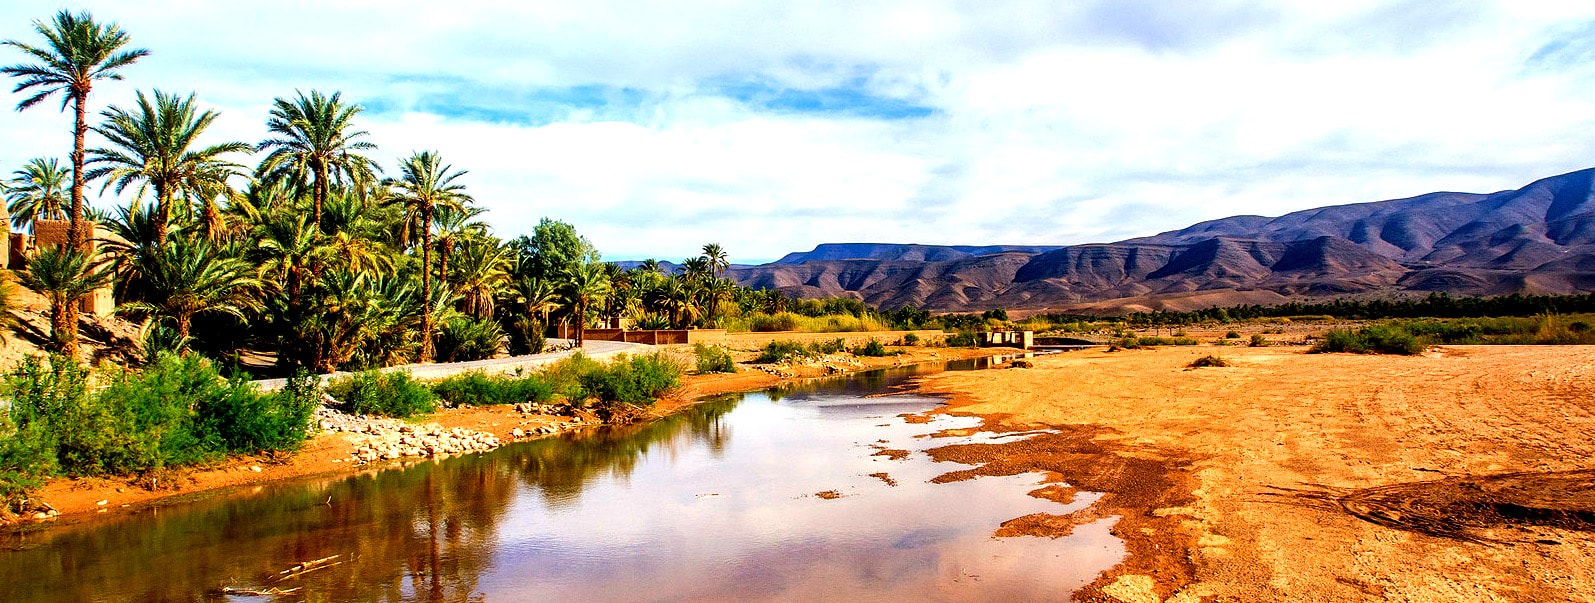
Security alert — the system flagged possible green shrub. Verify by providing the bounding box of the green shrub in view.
[194,368,318,454]
[327,369,437,417]
[541,353,605,399]
[1115,335,1142,349]
[756,340,811,363]
[432,371,555,406]
[693,344,736,374]
[1188,355,1231,368]
[435,316,503,362]
[1224,331,1241,339]
[1136,336,1198,346]
[578,353,682,407]
[1249,334,1268,347]
[901,333,920,346]
[945,331,980,347]
[1311,326,1424,355]
[505,316,547,355]
[851,339,892,357]
[810,338,846,354]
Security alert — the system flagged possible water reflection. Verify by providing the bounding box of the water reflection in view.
[1,362,1121,602]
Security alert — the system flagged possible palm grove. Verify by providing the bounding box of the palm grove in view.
[0,10,799,376]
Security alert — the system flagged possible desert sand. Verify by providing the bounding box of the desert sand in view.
[917,345,1595,602]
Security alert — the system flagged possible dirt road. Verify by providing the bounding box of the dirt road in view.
[918,345,1595,602]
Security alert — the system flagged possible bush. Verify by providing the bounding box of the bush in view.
[1224,331,1241,339]
[693,344,736,374]
[756,340,811,363]
[945,331,980,347]
[541,353,605,399]
[1187,355,1231,368]
[431,371,555,407]
[435,316,504,362]
[578,353,682,407]
[1136,336,1198,346]
[2,354,315,489]
[1310,326,1424,355]
[851,339,893,357]
[505,316,546,355]
[901,333,920,346]
[326,370,437,417]
[1249,334,1268,347]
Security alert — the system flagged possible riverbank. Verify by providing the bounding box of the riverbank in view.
[15,343,1008,525]
[914,345,1595,602]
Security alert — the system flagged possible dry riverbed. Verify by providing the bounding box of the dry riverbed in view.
[915,345,1595,602]
[13,343,1002,524]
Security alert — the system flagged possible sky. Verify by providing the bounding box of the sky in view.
[3,1,1595,264]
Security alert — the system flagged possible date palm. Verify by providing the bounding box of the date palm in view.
[387,150,470,362]
[701,243,728,279]
[118,237,260,340]
[3,10,148,248]
[6,157,69,231]
[19,244,113,359]
[559,261,611,346]
[433,204,487,289]
[86,89,250,243]
[256,90,377,228]
[451,237,509,320]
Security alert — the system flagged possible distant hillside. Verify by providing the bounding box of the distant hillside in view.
[728,167,1595,312]
[773,243,1062,264]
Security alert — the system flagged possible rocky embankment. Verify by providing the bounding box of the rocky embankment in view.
[314,401,593,464]
[753,353,867,378]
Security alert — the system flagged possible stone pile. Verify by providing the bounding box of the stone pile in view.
[314,406,500,464]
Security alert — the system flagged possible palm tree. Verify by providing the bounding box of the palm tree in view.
[3,10,148,248]
[702,243,729,279]
[387,150,470,362]
[6,157,70,231]
[451,237,509,320]
[680,256,712,283]
[256,90,378,228]
[559,261,611,346]
[19,244,112,358]
[86,89,250,243]
[433,204,487,288]
[118,237,260,340]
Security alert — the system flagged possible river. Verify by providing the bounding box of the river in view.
[1,359,1122,601]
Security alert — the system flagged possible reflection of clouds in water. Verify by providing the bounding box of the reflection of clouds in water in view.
[483,391,1119,600]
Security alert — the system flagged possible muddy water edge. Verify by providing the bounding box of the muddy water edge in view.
[1,355,1129,602]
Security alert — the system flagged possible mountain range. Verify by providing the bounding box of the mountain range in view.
[726,167,1595,313]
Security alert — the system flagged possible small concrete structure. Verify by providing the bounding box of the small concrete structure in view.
[981,330,1034,349]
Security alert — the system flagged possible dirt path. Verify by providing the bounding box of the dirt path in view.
[917,345,1595,602]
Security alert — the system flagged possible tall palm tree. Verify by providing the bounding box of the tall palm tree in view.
[433,204,487,288]
[387,150,470,362]
[118,237,260,340]
[559,261,611,346]
[86,89,250,243]
[256,90,377,228]
[2,10,148,248]
[20,244,112,358]
[702,243,729,279]
[6,157,70,231]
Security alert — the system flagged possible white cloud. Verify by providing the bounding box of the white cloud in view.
[1,1,1594,262]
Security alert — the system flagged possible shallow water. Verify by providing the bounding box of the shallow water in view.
[1,361,1120,602]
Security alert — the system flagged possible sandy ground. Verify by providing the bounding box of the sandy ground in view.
[17,341,1002,524]
[916,345,1595,602]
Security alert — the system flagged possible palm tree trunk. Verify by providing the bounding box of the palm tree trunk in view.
[153,182,170,244]
[313,164,327,228]
[176,313,192,341]
[575,301,585,346]
[68,93,87,250]
[53,295,79,360]
[418,207,434,362]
